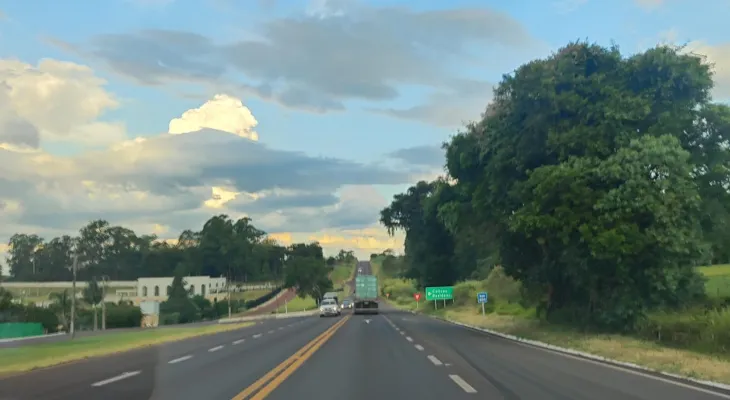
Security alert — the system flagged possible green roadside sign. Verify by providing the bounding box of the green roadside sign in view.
[425,286,454,301]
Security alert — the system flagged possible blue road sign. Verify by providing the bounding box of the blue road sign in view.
[477,292,488,304]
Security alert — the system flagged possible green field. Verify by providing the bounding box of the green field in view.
[330,263,355,284]
[229,289,269,301]
[276,295,317,313]
[0,322,254,374]
[699,265,730,297]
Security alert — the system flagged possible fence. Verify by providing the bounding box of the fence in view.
[0,322,44,339]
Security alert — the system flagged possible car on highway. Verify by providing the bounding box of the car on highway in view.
[319,298,341,317]
[340,299,353,310]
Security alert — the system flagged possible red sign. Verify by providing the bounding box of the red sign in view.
[414,292,421,301]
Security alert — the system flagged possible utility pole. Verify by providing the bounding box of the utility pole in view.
[101,275,109,330]
[70,255,78,339]
[227,268,232,319]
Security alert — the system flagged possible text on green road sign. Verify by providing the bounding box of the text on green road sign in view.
[424,286,454,301]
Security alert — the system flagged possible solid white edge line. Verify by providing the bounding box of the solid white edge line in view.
[91,371,141,387]
[208,345,224,352]
[449,374,477,393]
[436,316,730,399]
[427,355,443,366]
[168,355,193,364]
[415,344,424,351]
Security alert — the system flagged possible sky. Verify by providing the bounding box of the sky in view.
[0,0,728,275]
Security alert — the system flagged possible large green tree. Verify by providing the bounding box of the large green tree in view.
[382,42,730,331]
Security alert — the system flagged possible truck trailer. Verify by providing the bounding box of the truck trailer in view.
[353,274,378,315]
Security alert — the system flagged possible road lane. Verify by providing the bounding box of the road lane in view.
[0,315,327,400]
[265,311,477,400]
[384,303,730,400]
[6,260,725,400]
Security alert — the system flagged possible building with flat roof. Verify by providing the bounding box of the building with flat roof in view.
[136,276,227,300]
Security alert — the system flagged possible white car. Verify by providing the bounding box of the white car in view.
[319,299,341,317]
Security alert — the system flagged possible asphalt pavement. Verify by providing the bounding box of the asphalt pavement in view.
[2,262,730,400]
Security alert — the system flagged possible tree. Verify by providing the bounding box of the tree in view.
[283,242,332,301]
[160,267,200,324]
[381,41,729,331]
[83,279,104,330]
[49,289,71,331]
[4,215,295,285]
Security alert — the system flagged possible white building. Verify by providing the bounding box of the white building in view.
[136,276,228,299]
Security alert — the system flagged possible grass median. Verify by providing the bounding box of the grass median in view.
[0,322,254,374]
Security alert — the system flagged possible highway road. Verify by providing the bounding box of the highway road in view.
[2,263,729,400]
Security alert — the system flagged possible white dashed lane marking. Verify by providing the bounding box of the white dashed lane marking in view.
[449,374,477,393]
[428,355,443,366]
[91,371,141,387]
[208,345,224,352]
[406,336,413,342]
[233,339,245,345]
[253,334,262,339]
[414,344,424,351]
[168,355,193,364]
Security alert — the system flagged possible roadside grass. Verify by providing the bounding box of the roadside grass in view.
[276,295,317,313]
[0,322,254,374]
[229,289,269,301]
[341,283,351,297]
[330,263,354,284]
[700,265,730,298]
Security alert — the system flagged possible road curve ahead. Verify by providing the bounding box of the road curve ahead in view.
[2,262,730,400]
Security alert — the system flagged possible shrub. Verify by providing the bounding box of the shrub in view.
[484,266,522,303]
[21,305,59,333]
[105,304,143,328]
[452,281,478,306]
[381,278,417,301]
[244,287,283,310]
[637,308,730,353]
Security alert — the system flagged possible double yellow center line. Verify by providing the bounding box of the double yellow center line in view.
[231,315,351,400]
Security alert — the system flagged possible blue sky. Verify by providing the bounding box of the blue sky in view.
[0,0,728,269]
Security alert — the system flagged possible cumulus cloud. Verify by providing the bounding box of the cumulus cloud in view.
[0,57,413,257]
[0,59,123,149]
[169,94,259,140]
[53,1,541,125]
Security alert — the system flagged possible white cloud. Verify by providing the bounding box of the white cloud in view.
[0,58,123,149]
[54,3,542,125]
[169,94,259,140]
[0,57,414,259]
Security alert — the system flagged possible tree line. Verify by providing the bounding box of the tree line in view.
[4,215,293,283]
[1,214,348,332]
[380,41,730,331]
